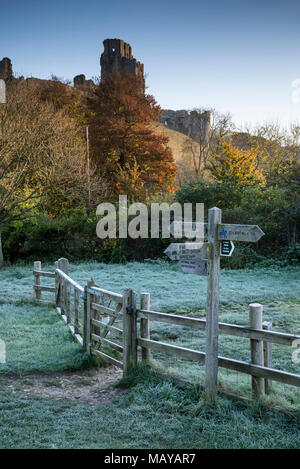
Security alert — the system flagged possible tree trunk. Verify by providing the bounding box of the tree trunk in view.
[0,229,4,268]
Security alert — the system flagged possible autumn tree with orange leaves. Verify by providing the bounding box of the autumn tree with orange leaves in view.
[86,71,177,200]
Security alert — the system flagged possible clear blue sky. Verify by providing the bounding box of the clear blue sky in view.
[1,0,300,128]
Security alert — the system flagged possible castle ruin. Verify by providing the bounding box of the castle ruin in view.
[159,109,211,146]
[1,42,210,145]
[0,58,14,82]
[100,38,145,92]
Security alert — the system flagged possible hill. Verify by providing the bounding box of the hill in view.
[150,122,201,184]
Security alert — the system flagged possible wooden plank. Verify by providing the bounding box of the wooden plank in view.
[73,333,83,346]
[249,303,265,397]
[205,207,221,402]
[138,337,206,362]
[74,289,80,335]
[67,323,83,346]
[140,292,151,362]
[88,286,123,304]
[34,285,55,293]
[91,349,123,369]
[66,282,71,324]
[122,288,137,375]
[101,303,122,339]
[138,309,207,329]
[217,323,300,346]
[91,302,122,318]
[138,336,300,388]
[55,277,61,307]
[218,224,264,242]
[91,319,123,337]
[137,309,300,346]
[55,261,60,307]
[164,242,208,261]
[218,356,300,388]
[179,259,208,276]
[91,333,123,352]
[85,279,94,354]
[55,268,84,293]
[33,271,56,278]
[56,307,83,346]
[33,261,42,300]
[57,257,69,275]
[59,280,64,314]
[263,321,273,393]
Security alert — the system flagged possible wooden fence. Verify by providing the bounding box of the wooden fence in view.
[33,258,300,400]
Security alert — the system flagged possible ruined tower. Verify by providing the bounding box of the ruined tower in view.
[0,58,13,82]
[100,39,145,92]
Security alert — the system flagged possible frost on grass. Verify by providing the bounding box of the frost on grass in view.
[0,260,299,376]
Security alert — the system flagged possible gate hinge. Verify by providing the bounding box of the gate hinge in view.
[126,306,135,315]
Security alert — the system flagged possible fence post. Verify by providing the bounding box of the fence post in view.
[54,260,60,306]
[123,288,137,375]
[57,257,69,275]
[83,279,94,354]
[74,289,80,335]
[263,321,273,394]
[57,258,69,316]
[140,292,151,362]
[66,282,71,324]
[205,207,222,402]
[249,303,265,398]
[34,261,42,301]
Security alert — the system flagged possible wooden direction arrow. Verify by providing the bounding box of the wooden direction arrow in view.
[164,242,209,261]
[179,259,209,276]
[218,224,264,242]
[170,221,208,239]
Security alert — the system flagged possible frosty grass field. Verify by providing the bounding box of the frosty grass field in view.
[0,260,300,449]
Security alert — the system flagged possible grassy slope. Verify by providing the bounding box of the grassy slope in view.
[0,261,300,448]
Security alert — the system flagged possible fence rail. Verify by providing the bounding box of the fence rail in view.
[137,309,300,346]
[33,258,300,401]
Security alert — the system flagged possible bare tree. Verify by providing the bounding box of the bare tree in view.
[181,108,234,180]
[238,120,300,184]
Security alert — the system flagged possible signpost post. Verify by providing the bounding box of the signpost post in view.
[205,207,221,402]
[165,208,264,402]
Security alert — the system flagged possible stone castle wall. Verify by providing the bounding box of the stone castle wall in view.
[100,38,145,92]
[159,109,211,145]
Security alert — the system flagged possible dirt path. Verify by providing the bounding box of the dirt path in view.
[0,366,125,407]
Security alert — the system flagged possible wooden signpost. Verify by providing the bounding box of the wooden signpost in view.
[218,224,264,242]
[179,259,209,276]
[165,208,264,402]
[164,242,209,261]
